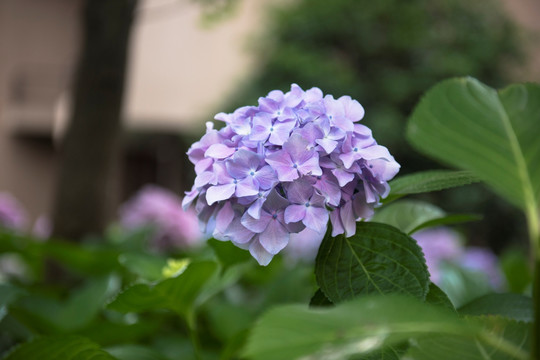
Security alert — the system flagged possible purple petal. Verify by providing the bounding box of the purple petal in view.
[262,189,289,212]
[241,211,271,233]
[213,202,235,238]
[340,201,357,237]
[303,206,329,233]
[330,209,345,237]
[265,151,299,182]
[224,217,254,244]
[194,171,215,188]
[194,157,213,174]
[254,165,277,190]
[206,184,235,205]
[298,155,322,177]
[339,95,365,122]
[285,178,313,204]
[235,177,259,198]
[259,220,290,254]
[182,187,198,210]
[284,204,307,224]
[331,168,355,187]
[249,239,274,266]
[316,138,338,154]
[247,197,266,219]
[205,144,236,159]
[268,119,296,145]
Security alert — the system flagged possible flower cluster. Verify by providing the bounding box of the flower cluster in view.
[0,192,28,231]
[120,185,202,251]
[413,227,503,288]
[183,84,400,265]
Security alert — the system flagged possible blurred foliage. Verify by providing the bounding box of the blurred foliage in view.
[222,0,527,252]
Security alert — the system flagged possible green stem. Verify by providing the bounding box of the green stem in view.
[526,206,540,360]
[532,258,540,360]
[187,311,202,360]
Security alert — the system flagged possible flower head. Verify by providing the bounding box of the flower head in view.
[184,84,400,265]
[120,185,202,251]
[0,192,27,231]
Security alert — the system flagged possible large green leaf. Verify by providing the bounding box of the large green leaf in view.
[315,222,429,303]
[0,284,24,322]
[386,170,480,202]
[425,282,456,312]
[105,344,168,360]
[407,78,540,242]
[371,200,479,235]
[108,260,217,316]
[11,276,116,333]
[459,293,533,323]
[243,295,479,360]
[407,316,530,360]
[3,335,117,360]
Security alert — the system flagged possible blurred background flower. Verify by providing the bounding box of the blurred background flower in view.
[119,184,202,252]
[0,192,28,232]
[413,227,505,307]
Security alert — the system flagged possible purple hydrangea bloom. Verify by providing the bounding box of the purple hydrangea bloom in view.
[413,227,503,288]
[413,227,464,284]
[459,247,503,288]
[184,84,400,265]
[0,192,28,231]
[120,185,203,251]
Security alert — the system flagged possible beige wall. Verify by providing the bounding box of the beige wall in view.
[0,0,81,226]
[501,0,540,81]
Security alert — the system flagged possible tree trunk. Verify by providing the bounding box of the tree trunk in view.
[52,0,138,240]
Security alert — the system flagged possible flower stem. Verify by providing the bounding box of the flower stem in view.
[532,258,540,360]
[186,311,202,360]
[527,206,540,360]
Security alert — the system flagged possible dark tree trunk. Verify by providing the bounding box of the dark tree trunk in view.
[52,0,138,240]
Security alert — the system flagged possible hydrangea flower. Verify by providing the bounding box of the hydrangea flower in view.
[0,192,28,231]
[183,84,400,265]
[413,227,503,288]
[120,185,202,251]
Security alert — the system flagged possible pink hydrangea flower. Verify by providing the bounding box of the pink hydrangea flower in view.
[120,185,202,251]
[184,84,400,265]
[0,192,28,231]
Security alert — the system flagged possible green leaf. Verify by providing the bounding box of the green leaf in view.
[407,316,530,360]
[459,293,533,323]
[437,263,495,308]
[108,260,218,316]
[244,295,476,360]
[309,288,333,307]
[0,284,24,322]
[208,238,253,271]
[315,222,429,303]
[371,200,478,235]
[3,335,117,360]
[425,283,456,312]
[118,253,168,281]
[12,276,116,333]
[407,213,481,234]
[372,200,445,234]
[500,249,532,293]
[106,344,168,360]
[386,170,480,201]
[407,78,540,232]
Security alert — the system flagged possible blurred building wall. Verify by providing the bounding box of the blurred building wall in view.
[0,0,271,227]
[0,0,538,229]
[0,0,82,227]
